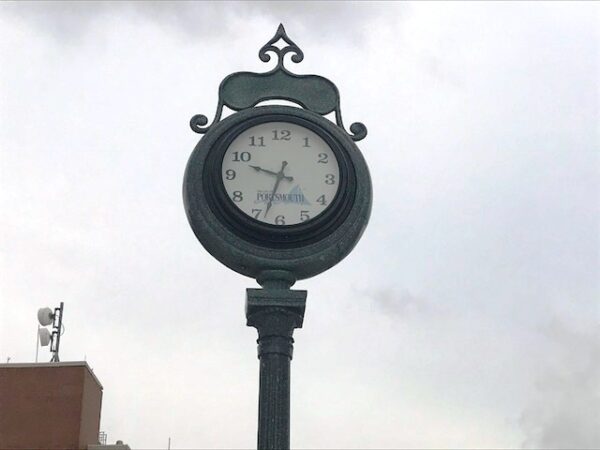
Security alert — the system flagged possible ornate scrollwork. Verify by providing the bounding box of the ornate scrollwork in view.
[349,122,368,141]
[258,23,304,71]
[190,24,367,142]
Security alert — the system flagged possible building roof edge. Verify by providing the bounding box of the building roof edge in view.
[0,361,103,389]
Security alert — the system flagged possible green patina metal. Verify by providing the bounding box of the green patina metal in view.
[183,25,372,450]
[221,70,339,115]
[190,24,367,141]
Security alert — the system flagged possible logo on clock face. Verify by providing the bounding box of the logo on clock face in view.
[255,185,311,205]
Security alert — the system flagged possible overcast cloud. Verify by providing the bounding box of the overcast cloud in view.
[1,2,598,449]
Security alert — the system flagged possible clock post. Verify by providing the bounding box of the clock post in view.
[246,271,306,449]
[183,25,372,449]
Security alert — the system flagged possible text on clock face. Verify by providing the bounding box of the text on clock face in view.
[221,122,340,226]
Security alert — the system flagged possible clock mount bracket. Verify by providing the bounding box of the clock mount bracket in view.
[189,24,367,142]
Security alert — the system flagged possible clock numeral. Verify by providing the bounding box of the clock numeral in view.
[251,209,262,219]
[275,215,286,225]
[225,169,236,180]
[272,130,291,141]
[303,137,311,148]
[300,210,310,222]
[249,136,265,147]
[232,191,243,202]
[316,195,327,206]
[318,153,328,163]
[232,151,251,162]
[325,174,336,184]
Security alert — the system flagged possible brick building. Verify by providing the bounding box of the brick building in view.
[0,361,128,450]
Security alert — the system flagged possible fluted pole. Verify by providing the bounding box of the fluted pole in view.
[246,284,306,450]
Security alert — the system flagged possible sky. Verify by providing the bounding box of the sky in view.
[1,2,598,449]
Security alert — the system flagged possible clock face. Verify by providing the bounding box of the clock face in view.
[221,122,340,226]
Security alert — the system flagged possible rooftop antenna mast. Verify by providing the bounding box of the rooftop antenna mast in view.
[37,302,65,362]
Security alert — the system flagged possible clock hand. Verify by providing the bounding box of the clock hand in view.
[250,165,277,176]
[264,161,288,218]
[250,165,293,182]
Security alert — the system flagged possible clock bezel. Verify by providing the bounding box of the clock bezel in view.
[204,114,356,247]
[183,105,372,281]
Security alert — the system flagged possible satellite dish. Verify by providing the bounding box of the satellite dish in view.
[38,327,52,346]
[37,307,54,326]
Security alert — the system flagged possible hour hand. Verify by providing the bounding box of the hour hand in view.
[250,165,278,176]
[250,165,293,181]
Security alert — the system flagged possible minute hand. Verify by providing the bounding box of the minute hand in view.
[264,161,288,218]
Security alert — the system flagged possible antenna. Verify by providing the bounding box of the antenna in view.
[36,324,40,363]
[37,302,65,362]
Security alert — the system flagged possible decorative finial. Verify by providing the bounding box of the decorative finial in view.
[258,23,304,71]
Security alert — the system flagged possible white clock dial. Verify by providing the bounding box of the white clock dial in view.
[222,122,340,226]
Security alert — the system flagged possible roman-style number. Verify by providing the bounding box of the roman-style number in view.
[272,130,291,141]
[300,210,310,222]
[251,209,262,219]
[232,151,251,162]
[225,169,236,180]
[318,153,328,163]
[275,215,286,225]
[232,191,243,202]
[325,174,336,184]
[303,137,310,148]
[316,195,327,206]
[249,136,265,147]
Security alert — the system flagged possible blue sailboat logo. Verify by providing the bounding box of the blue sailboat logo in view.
[288,185,311,205]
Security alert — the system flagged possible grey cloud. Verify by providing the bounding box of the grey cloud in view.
[1,2,598,448]
[365,287,430,317]
[520,321,600,449]
[2,2,239,42]
[1,1,397,43]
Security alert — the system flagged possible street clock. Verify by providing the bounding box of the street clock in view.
[183,25,372,285]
